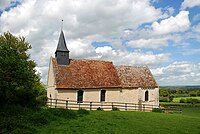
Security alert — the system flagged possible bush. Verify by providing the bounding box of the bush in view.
[112,107,119,111]
[97,107,103,111]
[187,98,200,104]
[159,97,169,102]
[169,95,174,102]
[189,91,197,97]
[180,99,186,103]
[152,108,163,113]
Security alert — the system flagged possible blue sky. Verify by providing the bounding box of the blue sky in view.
[0,0,200,86]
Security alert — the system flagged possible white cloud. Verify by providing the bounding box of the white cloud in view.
[0,1,10,10]
[94,46,170,66]
[152,11,190,35]
[193,13,200,21]
[151,61,200,85]
[128,37,168,49]
[181,0,200,9]
[192,23,200,33]
[68,39,96,59]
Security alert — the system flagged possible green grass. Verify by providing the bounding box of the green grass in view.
[182,106,200,117]
[173,97,200,103]
[1,105,200,134]
[38,110,200,134]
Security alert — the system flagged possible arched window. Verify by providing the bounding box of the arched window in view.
[145,91,149,101]
[77,90,84,103]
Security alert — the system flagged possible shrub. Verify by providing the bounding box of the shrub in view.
[169,95,174,102]
[97,107,103,111]
[152,108,163,113]
[186,98,200,104]
[112,107,119,111]
[189,91,197,97]
[159,97,169,102]
[180,99,186,103]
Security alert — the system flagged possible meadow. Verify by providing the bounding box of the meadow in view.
[173,96,200,103]
[1,105,200,134]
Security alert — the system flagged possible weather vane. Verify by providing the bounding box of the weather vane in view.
[61,19,63,30]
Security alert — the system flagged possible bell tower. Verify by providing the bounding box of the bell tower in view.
[55,30,70,65]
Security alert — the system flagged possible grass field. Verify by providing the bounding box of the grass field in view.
[38,110,200,134]
[1,105,200,134]
[173,96,200,103]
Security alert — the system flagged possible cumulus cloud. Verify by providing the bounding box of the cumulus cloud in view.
[151,62,200,85]
[94,46,170,65]
[192,23,200,33]
[152,11,190,35]
[181,0,200,9]
[128,37,168,49]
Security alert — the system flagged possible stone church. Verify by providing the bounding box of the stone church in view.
[47,30,159,109]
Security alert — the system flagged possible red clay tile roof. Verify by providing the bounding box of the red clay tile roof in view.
[52,58,121,89]
[52,58,158,89]
[115,66,158,88]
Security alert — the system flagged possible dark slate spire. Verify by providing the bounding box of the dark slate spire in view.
[55,30,70,65]
[56,30,69,52]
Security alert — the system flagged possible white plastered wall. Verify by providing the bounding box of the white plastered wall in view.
[47,57,56,99]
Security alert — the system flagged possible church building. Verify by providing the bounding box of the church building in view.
[47,30,159,110]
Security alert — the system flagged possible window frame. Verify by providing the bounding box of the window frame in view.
[145,90,149,101]
[77,90,84,103]
[100,90,106,102]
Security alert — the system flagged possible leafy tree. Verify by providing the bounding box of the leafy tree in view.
[189,91,197,97]
[197,90,200,96]
[160,90,169,97]
[0,32,46,107]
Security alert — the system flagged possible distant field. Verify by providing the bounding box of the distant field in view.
[173,96,200,103]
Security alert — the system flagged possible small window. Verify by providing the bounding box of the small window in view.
[77,90,83,103]
[100,90,106,102]
[145,91,149,101]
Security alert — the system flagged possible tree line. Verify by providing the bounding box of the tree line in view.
[160,87,200,102]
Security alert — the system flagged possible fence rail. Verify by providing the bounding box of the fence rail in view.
[47,98,158,112]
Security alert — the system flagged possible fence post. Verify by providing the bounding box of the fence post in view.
[66,101,68,109]
[135,104,136,111]
[55,99,57,108]
[90,102,92,110]
[50,98,52,108]
[79,102,80,110]
[112,102,114,110]
[125,103,127,111]
[143,104,145,112]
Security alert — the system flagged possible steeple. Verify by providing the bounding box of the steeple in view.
[55,30,70,65]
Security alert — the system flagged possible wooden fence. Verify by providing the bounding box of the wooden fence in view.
[47,98,158,112]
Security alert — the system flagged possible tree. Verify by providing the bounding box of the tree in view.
[189,90,197,97]
[0,32,45,107]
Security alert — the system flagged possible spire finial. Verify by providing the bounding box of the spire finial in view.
[61,19,63,30]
